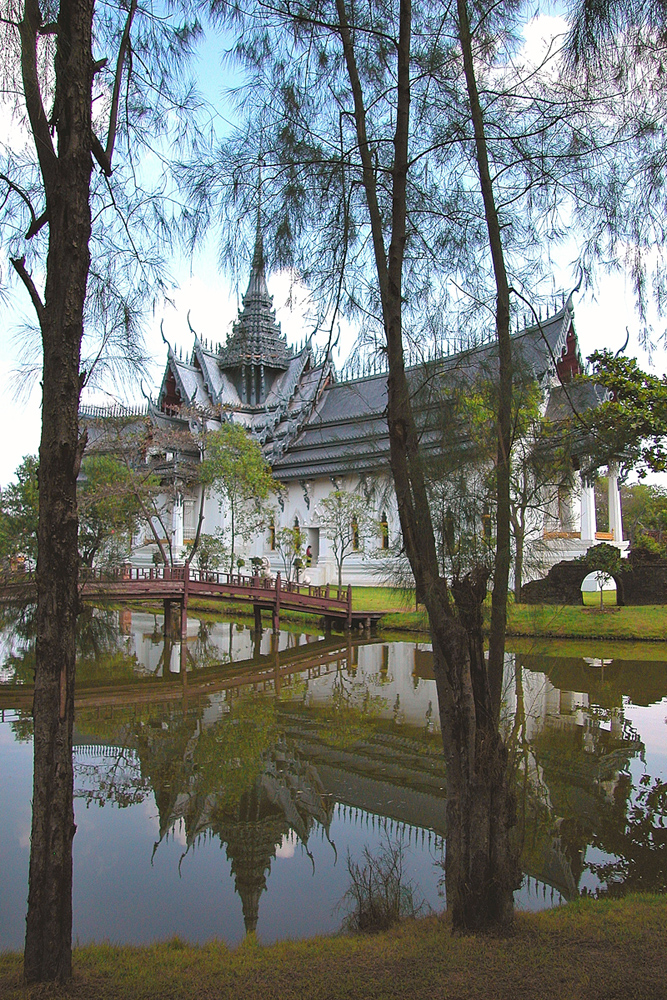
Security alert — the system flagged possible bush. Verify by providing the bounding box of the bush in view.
[631,535,665,561]
[340,838,424,933]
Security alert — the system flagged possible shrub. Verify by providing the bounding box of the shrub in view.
[631,535,665,560]
[340,838,424,933]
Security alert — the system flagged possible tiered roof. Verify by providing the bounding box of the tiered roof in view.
[272,295,591,481]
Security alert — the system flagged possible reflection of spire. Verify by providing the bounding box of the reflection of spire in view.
[221,789,289,935]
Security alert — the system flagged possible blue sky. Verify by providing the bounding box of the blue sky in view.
[0,9,665,485]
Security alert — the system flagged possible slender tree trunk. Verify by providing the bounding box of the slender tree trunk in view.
[335,0,519,930]
[456,0,512,721]
[186,485,207,567]
[22,0,94,981]
[513,520,524,603]
[229,503,235,574]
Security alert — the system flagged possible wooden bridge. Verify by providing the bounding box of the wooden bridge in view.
[0,565,384,640]
[0,632,376,716]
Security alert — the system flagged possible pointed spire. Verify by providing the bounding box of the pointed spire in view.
[251,158,264,272]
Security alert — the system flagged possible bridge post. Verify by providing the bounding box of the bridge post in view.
[273,572,281,634]
[180,564,189,671]
[254,604,262,632]
[163,600,172,637]
[346,584,352,630]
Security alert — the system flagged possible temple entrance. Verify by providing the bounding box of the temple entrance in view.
[306,527,319,566]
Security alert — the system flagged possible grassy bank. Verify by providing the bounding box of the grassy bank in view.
[120,585,666,642]
[505,602,667,641]
[351,587,667,641]
[1,895,665,999]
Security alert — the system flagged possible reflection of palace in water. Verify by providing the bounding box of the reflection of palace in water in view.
[60,611,663,927]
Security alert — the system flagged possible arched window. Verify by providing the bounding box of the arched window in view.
[268,516,276,551]
[351,514,359,550]
[294,515,301,548]
[380,511,389,550]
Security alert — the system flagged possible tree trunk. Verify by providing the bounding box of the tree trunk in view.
[335,0,519,931]
[443,571,519,929]
[513,522,524,603]
[186,485,207,568]
[456,0,512,723]
[23,0,94,982]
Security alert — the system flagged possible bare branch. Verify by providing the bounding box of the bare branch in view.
[0,171,48,238]
[18,0,57,182]
[26,209,48,239]
[11,255,45,323]
[91,132,113,176]
[106,0,138,166]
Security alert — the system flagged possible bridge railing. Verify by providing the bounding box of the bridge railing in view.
[80,564,353,613]
[189,567,351,608]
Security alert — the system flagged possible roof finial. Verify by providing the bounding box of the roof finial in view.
[252,156,265,272]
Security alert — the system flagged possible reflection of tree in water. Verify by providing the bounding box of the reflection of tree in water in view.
[589,774,667,896]
[315,666,388,749]
[2,605,140,742]
[509,657,648,901]
[75,745,151,809]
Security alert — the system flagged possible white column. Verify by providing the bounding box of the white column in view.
[608,462,623,542]
[171,493,184,549]
[580,475,597,542]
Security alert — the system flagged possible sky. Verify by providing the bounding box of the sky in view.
[0,10,665,487]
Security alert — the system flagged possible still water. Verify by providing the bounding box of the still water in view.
[1,608,666,950]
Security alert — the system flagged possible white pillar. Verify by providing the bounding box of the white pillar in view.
[608,462,623,542]
[580,475,597,542]
[172,494,184,549]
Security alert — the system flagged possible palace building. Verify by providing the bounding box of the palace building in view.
[81,225,627,587]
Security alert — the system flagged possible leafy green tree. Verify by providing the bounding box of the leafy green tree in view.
[198,0,577,929]
[584,542,622,609]
[319,489,378,587]
[199,425,278,574]
[77,455,145,567]
[580,352,667,477]
[275,524,305,582]
[621,483,667,550]
[0,455,39,567]
[429,373,575,603]
[193,532,227,574]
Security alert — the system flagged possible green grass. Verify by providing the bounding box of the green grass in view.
[582,589,618,607]
[104,586,667,642]
[506,602,667,641]
[349,586,667,641]
[1,895,666,999]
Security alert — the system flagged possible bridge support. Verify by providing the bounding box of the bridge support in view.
[179,566,190,672]
[273,573,281,634]
[254,604,262,632]
[163,600,174,638]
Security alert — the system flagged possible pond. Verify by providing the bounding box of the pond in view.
[1,608,666,951]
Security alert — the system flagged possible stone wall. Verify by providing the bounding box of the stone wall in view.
[520,551,667,605]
